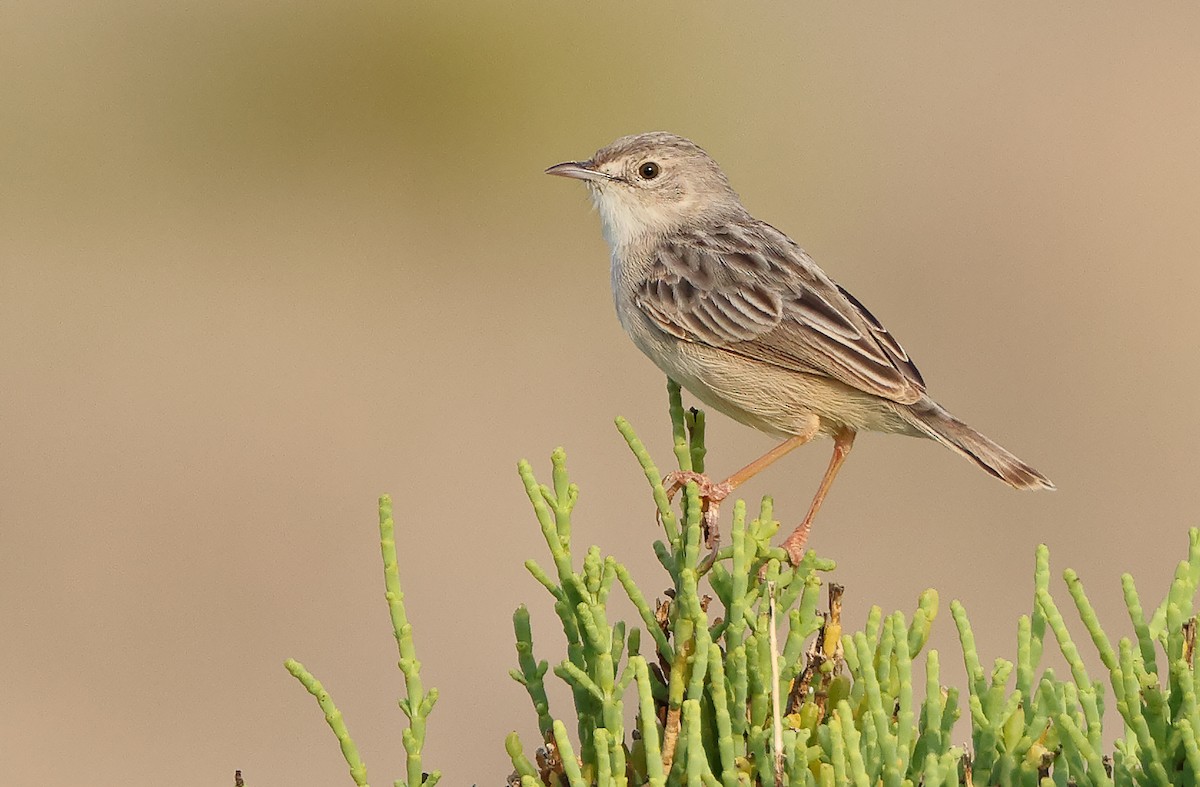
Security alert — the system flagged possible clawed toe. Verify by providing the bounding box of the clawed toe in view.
[661,471,730,549]
[662,471,731,504]
[756,524,808,580]
[781,519,813,566]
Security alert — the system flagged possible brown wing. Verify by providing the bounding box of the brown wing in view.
[632,222,926,405]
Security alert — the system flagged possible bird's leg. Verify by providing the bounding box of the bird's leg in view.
[722,428,819,490]
[663,418,820,549]
[781,428,856,564]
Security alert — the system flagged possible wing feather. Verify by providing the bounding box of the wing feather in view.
[632,222,926,404]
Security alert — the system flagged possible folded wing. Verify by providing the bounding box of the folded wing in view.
[632,222,927,405]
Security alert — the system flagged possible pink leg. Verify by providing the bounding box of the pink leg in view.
[663,417,822,549]
[781,428,856,564]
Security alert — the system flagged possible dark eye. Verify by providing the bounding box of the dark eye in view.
[638,161,661,180]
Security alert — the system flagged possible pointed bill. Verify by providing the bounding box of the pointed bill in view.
[544,160,615,182]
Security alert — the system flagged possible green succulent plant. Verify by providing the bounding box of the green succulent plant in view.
[286,380,1200,787]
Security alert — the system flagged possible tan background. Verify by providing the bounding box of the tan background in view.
[4,3,1200,785]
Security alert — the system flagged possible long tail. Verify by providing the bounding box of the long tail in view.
[904,400,1055,491]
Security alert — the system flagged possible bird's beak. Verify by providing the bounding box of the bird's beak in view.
[545,160,615,183]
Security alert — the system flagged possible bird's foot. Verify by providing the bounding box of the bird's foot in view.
[780,518,813,566]
[756,520,813,581]
[662,471,732,505]
[662,471,731,549]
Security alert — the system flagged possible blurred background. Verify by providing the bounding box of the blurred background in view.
[3,3,1200,785]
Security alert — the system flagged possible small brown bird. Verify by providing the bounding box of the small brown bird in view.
[547,132,1053,562]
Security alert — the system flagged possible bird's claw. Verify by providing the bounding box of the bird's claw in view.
[662,471,732,505]
[660,471,731,549]
[780,519,812,567]
[757,533,808,581]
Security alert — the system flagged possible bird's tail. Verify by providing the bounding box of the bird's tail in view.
[905,401,1055,491]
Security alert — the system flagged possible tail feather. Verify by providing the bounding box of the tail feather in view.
[906,402,1054,491]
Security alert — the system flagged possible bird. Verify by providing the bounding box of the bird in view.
[546,131,1053,563]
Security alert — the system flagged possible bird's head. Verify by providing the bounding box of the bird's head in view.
[546,132,745,247]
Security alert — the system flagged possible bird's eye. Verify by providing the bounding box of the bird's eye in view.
[638,161,661,180]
